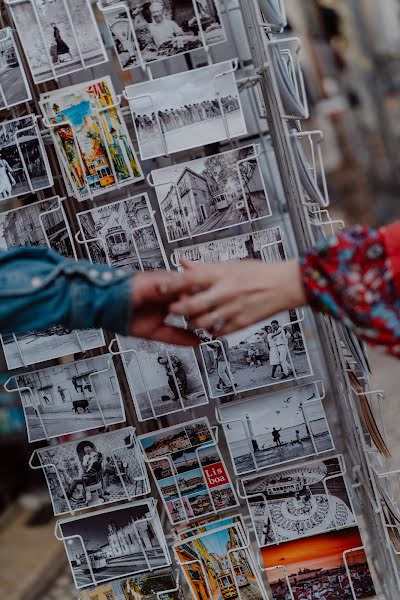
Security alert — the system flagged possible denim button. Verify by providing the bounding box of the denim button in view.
[89,269,99,280]
[102,272,113,282]
[31,277,42,288]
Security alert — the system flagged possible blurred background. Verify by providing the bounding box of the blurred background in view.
[2,0,400,599]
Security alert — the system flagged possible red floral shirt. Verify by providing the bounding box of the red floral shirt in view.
[300,222,400,357]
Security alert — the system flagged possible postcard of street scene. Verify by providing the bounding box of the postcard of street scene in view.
[174,521,268,600]
[102,0,225,70]
[8,0,107,83]
[174,227,312,398]
[0,199,105,369]
[0,116,52,200]
[79,567,186,600]
[127,60,247,159]
[40,77,143,200]
[139,418,238,524]
[60,500,170,588]
[262,527,377,600]
[15,355,125,443]
[218,382,334,476]
[37,427,149,515]
[242,455,356,548]
[0,28,31,109]
[152,144,272,242]
[76,193,167,273]
[118,322,208,421]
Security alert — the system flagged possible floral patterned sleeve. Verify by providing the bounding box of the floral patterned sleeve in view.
[299,222,400,357]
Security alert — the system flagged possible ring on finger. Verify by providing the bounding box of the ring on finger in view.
[211,315,225,333]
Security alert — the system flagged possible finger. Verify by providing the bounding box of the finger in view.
[170,284,236,318]
[160,264,218,297]
[149,325,199,346]
[189,300,243,332]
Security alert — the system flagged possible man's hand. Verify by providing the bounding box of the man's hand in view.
[130,270,198,346]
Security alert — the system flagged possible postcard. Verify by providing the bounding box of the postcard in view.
[36,426,149,515]
[59,499,170,589]
[13,354,125,443]
[0,27,31,108]
[218,382,334,476]
[174,521,269,600]
[40,76,143,200]
[151,144,272,242]
[79,568,186,600]
[262,527,377,599]
[242,455,356,547]
[76,193,167,272]
[101,0,225,70]
[139,418,238,524]
[0,198,104,369]
[176,513,246,542]
[117,330,208,422]
[0,115,52,200]
[7,0,107,83]
[126,60,247,159]
[174,227,313,398]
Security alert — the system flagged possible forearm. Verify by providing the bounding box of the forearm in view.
[0,247,133,336]
[299,222,400,356]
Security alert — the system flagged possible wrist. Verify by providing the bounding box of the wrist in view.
[281,259,306,310]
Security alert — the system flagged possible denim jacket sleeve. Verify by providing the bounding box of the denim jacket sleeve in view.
[0,247,133,336]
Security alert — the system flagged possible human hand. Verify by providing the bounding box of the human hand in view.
[130,270,199,346]
[165,259,306,335]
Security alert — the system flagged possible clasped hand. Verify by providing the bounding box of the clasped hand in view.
[131,258,306,346]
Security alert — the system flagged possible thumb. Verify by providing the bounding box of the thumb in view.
[179,258,200,271]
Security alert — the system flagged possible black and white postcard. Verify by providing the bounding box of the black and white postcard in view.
[76,193,167,272]
[242,456,356,547]
[152,144,271,242]
[14,354,125,443]
[218,382,334,476]
[59,499,170,589]
[0,27,31,109]
[0,116,52,200]
[118,330,208,421]
[139,418,238,524]
[36,427,149,515]
[126,60,247,159]
[174,227,313,398]
[102,0,225,70]
[7,0,107,83]
[0,198,104,369]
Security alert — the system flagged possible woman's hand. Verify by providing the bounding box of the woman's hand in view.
[166,258,306,336]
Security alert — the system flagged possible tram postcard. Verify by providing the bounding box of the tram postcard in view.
[76,193,167,273]
[173,227,313,398]
[262,526,377,600]
[39,76,143,200]
[36,426,149,515]
[241,455,356,548]
[139,418,239,524]
[217,382,334,476]
[152,144,272,242]
[174,521,269,600]
[60,499,170,589]
[14,354,125,443]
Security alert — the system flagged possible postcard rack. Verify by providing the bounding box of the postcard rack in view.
[0,0,398,596]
